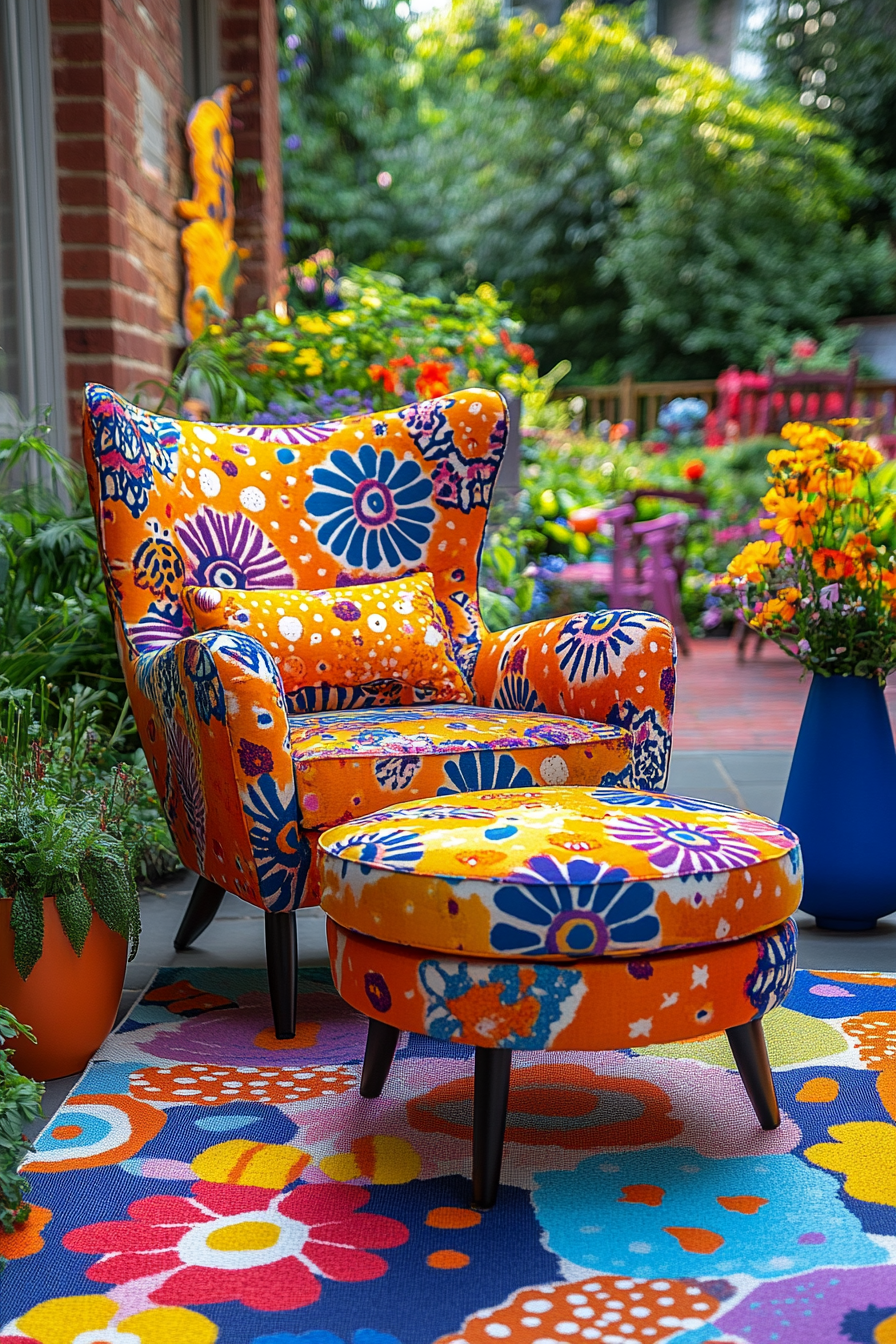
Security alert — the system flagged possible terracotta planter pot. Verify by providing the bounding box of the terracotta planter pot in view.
[0,898,127,1080]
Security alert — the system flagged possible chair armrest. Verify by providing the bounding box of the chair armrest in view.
[136,629,311,911]
[473,609,676,790]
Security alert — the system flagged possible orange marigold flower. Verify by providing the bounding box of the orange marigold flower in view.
[682,458,706,482]
[845,533,878,566]
[760,494,823,547]
[368,363,399,394]
[881,568,896,591]
[388,355,416,369]
[415,360,453,399]
[811,548,855,581]
[727,540,781,583]
[836,440,883,474]
[246,362,269,374]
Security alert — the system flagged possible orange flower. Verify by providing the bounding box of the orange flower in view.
[727,540,781,583]
[881,568,896,591]
[415,360,453,399]
[682,458,706,482]
[760,494,823,547]
[845,533,877,565]
[247,362,269,374]
[812,549,855,581]
[389,355,416,369]
[368,363,398,394]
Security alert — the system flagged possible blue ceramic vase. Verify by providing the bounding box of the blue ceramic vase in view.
[779,673,896,930]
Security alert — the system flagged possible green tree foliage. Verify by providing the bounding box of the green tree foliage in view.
[278,0,415,259]
[604,54,895,375]
[278,0,895,379]
[760,0,896,230]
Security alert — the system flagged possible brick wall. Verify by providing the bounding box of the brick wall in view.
[50,0,189,450]
[221,0,284,317]
[50,0,284,452]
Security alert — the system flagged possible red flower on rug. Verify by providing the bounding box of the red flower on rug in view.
[62,1180,408,1311]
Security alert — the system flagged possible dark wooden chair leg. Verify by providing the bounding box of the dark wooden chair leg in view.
[471,1047,513,1211]
[264,910,298,1040]
[726,1018,780,1130]
[174,875,226,951]
[360,1019,401,1098]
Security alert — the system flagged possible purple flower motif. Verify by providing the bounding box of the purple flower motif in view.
[128,601,192,654]
[603,813,760,877]
[659,665,675,714]
[221,460,238,477]
[627,957,654,980]
[175,506,294,589]
[238,737,275,777]
[332,599,362,622]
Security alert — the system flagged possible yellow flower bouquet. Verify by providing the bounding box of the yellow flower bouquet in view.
[718,421,896,682]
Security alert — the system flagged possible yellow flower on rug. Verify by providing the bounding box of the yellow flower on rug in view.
[13,1296,217,1344]
[804,1122,896,1207]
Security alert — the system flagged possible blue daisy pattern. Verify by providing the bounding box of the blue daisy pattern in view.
[745,917,798,1015]
[438,750,534,794]
[589,788,741,813]
[243,772,311,911]
[418,959,585,1049]
[495,672,543,713]
[555,610,652,682]
[491,855,659,957]
[86,386,180,517]
[306,442,435,570]
[328,828,425,873]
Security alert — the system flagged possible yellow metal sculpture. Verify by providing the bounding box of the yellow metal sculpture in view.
[177,84,248,340]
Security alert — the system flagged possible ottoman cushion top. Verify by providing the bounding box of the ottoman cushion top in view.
[319,786,802,960]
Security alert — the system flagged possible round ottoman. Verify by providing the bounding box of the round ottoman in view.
[319,785,801,1208]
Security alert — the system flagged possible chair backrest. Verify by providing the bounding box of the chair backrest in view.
[82,385,507,708]
[762,355,858,432]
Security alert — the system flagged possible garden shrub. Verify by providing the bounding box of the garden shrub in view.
[0,1009,43,1247]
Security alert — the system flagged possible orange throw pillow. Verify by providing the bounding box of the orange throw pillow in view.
[182,571,473,703]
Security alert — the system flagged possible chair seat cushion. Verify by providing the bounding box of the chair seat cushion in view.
[319,785,802,958]
[289,706,632,828]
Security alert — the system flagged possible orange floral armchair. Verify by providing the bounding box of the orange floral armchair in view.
[83,385,676,1036]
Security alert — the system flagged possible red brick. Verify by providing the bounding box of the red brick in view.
[49,0,103,22]
[65,287,114,319]
[65,326,115,355]
[58,175,109,208]
[52,31,104,61]
[60,212,111,246]
[54,65,105,98]
[56,139,106,172]
[56,100,107,135]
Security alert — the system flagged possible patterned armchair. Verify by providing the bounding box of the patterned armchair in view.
[83,384,676,1037]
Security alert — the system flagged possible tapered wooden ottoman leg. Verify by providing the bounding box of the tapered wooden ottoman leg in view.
[264,910,298,1040]
[471,1047,513,1211]
[360,1019,401,1098]
[726,1018,780,1130]
[174,876,226,951]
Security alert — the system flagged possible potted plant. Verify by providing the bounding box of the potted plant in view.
[0,688,142,1080]
[0,1008,43,1261]
[718,418,896,930]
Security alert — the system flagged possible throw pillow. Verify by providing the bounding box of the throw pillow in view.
[182,571,473,704]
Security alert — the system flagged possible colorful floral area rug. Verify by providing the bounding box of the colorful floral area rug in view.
[2,966,895,1344]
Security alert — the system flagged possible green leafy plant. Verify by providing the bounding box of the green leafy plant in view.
[0,685,145,979]
[148,264,538,424]
[0,1008,43,1244]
